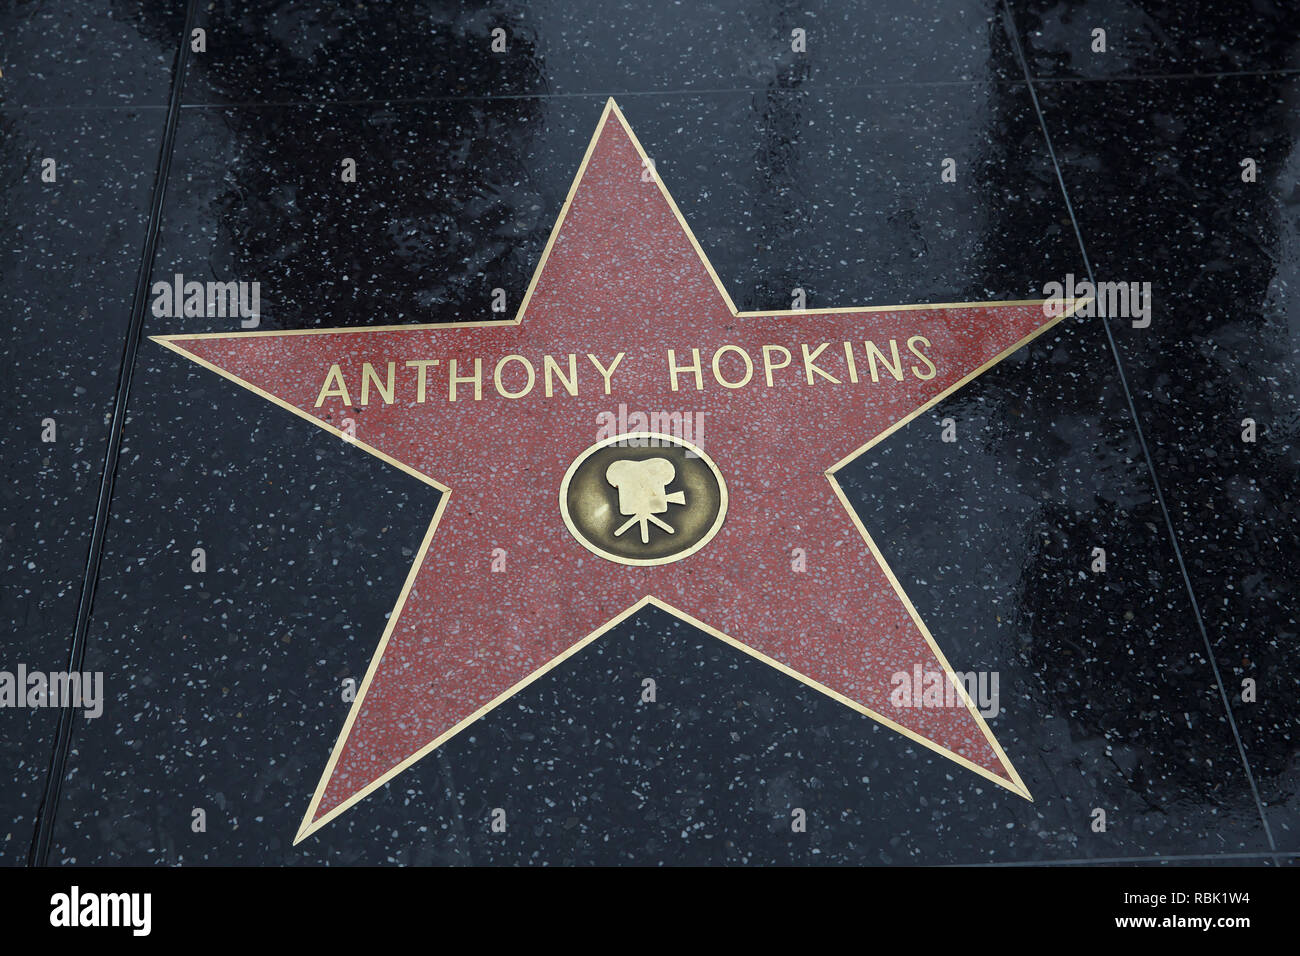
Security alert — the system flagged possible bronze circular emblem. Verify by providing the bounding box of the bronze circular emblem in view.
[559,432,727,566]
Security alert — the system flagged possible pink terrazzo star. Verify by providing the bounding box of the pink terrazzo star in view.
[155,100,1066,842]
